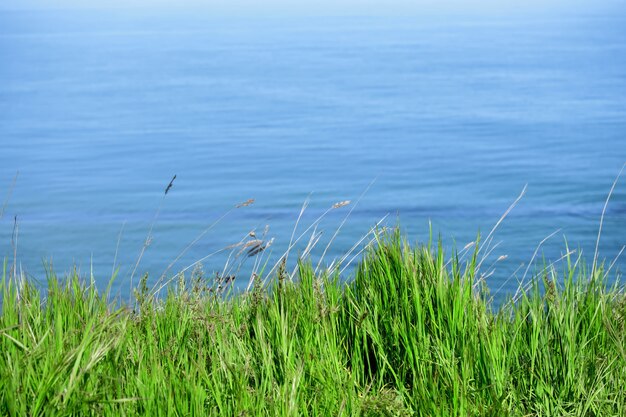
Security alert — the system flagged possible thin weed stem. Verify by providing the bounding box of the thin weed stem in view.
[112,221,126,278]
[315,177,377,274]
[479,184,527,262]
[592,162,625,277]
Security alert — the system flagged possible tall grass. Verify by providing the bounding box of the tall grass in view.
[1,230,625,416]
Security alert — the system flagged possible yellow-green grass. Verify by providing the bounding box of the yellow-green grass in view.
[1,230,625,416]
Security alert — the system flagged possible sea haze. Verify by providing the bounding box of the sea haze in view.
[1,9,625,300]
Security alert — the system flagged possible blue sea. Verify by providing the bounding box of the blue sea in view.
[1,9,625,300]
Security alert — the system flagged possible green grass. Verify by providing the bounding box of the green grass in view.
[1,230,625,416]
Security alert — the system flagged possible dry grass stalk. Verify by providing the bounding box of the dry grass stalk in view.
[332,200,351,209]
[247,238,274,257]
[130,175,177,293]
[155,197,255,292]
[164,174,176,195]
[478,184,527,267]
[315,179,377,274]
[237,199,255,208]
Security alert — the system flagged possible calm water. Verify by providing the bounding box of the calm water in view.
[1,10,625,300]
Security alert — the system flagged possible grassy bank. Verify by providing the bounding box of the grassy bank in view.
[1,230,625,416]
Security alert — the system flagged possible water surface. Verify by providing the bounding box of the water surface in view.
[1,10,625,300]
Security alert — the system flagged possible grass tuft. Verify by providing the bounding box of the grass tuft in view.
[1,229,625,416]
